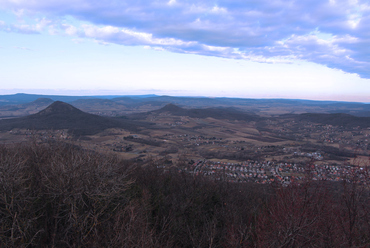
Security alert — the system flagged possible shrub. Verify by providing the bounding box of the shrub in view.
[0,141,133,247]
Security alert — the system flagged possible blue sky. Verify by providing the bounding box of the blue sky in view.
[0,0,370,102]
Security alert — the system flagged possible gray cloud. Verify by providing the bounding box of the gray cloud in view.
[1,0,370,78]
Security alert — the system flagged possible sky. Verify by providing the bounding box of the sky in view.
[0,0,370,102]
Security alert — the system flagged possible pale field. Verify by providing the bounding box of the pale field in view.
[348,156,370,166]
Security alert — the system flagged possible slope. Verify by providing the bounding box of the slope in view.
[0,101,142,135]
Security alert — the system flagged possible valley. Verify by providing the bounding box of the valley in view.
[0,94,369,184]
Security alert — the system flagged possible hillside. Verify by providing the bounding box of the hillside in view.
[287,113,370,128]
[0,101,143,135]
[132,103,261,122]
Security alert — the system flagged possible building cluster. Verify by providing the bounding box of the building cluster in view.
[180,159,369,185]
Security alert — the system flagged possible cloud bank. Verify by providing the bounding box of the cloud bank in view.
[1,0,370,77]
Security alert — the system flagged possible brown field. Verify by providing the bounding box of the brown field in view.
[2,111,368,168]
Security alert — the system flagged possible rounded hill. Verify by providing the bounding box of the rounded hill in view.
[0,101,141,135]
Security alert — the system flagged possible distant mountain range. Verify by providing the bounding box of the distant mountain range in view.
[284,113,370,128]
[142,104,370,129]
[0,93,369,118]
[0,93,156,105]
[0,93,369,125]
[0,101,368,136]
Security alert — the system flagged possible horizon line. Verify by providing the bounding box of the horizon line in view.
[0,92,369,104]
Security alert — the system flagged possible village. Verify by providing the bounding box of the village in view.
[177,159,370,185]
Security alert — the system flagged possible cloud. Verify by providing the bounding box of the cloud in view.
[1,0,370,78]
[62,24,78,36]
[0,22,40,34]
[0,17,53,34]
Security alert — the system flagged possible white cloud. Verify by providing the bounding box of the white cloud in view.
[210,5,227,14]
[82,25,120,38]
[35,17,51,31]
[0,17,54,34]
[12,23,40,33]
[62,24,78,35]
[167,0,176,6]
